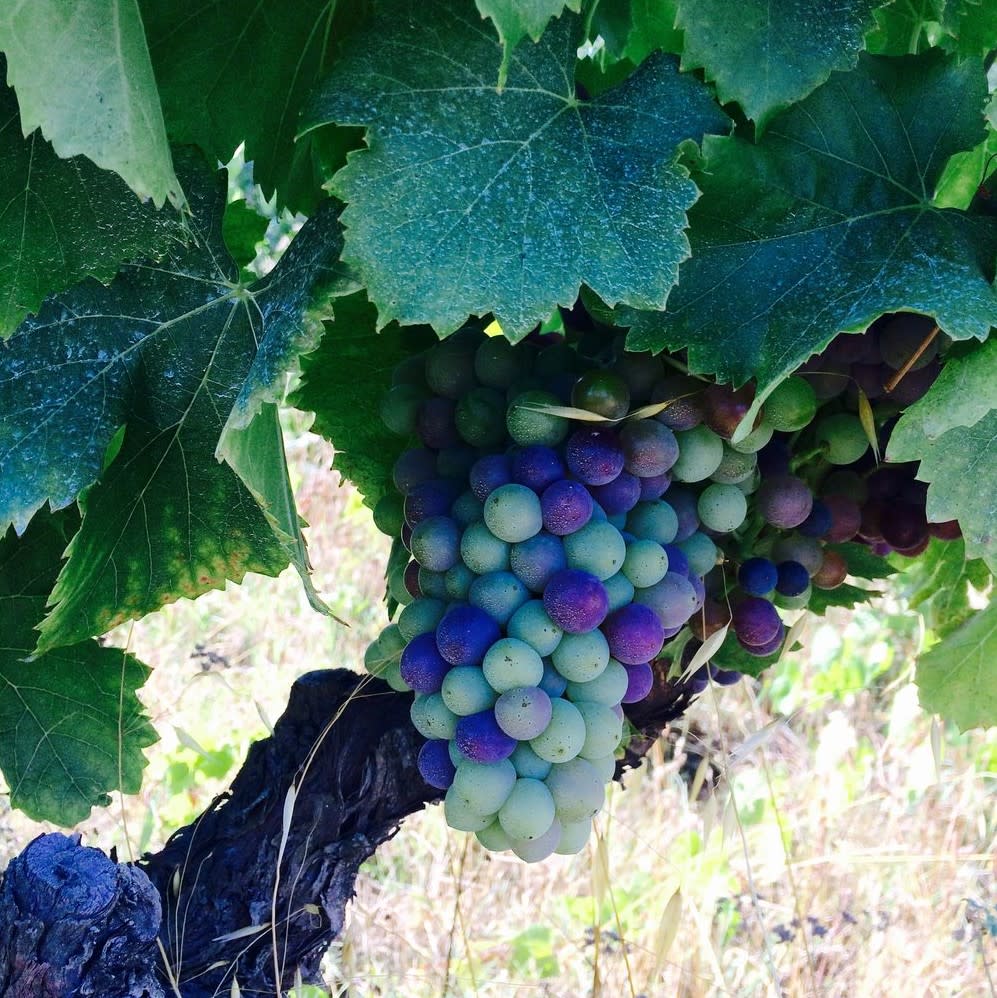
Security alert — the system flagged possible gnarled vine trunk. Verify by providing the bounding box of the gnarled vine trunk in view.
[0,665,695,997]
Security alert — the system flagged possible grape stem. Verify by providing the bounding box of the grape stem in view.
[883,324,940,394]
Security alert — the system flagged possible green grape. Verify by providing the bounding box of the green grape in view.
[621,539,669,588]
[444,563,475,600]
[507,600,563,657]
[451,758,517,814]
[379,383,427,436]
[551,630,610,683]
[530,699,587,762]
[570,369,631,419]
[476,819,514,852]
[729,419,774,454]
[441,666,498,715]
[483,484,543,543]
[544,757,604,822]
[671,425,725,481]
[509,819,562,862]
[425,332,481,399]
[372,492,405,537]
[444,788,497,832]
[563,520,626,580]
[410,693,458,739]
[586,752,619,783]
[381,659,410,692]
[482,638,545,692]
[710,446,757,485]
[565,659,629,705]
[773,584,812,610]
[677,531,718,576]
[764,376,817,431]
[387,560,413,607]
[506,390,570,446]
[398,597,448,643]
[625,501,679,545]
[456,387,507,447]
[575,701,623,759]
[510,741,553,779]
[697,483,748,533]
[555,817,592,855]
[475,335,533,389]
[460,521,510,574]
[604,571,636,613]
[816,413,870,465]
[498,778,557,840]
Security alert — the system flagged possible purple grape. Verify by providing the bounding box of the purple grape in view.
[404,560,422,598]
[405,479,462,527]
[588,471,642,515]
[756,475,813,529]
[410,515,461,572]
[470,454,512,501]
[510,531,568,593]
[880,502,928,551]
[687,573,705,610]
[543,569,609,633]
[512,445,566,493]
[565,428,625,486]
[601,603,666,665]
[886,359,940,406]
[539,661,568,698]
[633,571,700,629]
[798,500,832,538]
[393,448,438,494]
[757,437,792,478]
[661,544,689,577]
[400,633,451,692]
[417,397,460,449]
[709,665,741,686]
[663,486,700,542]
[737,622,786,657]
[436,605,501,666]
[401,522,413,551]
[732,597,781,647]
[738,557,777,596]
[621,662,654,703]
[823,494,862,542]
[776,560,810,597]
[620,420,680,476]
[494,686,553,740]
[638,472,671,500]
[455,710,518,762]
[418,739,456,789]
[541,479,594,536]
[651,375,704,430]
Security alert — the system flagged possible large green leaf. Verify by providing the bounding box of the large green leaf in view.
[0,160,339,652]
[475,1,581,86]
[289,292,435,509]
[0,1,180,207]
[0,69,185,339]
[866,0,943,55]
[916,600,997,731]
[675,0,882,127]
[0,511,156,824]
[620,52,997,415]
[142,0,338,207]
[303,1,729,338]
[624,0,684,63]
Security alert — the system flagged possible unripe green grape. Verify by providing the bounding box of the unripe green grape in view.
[460,521,510,574]
[763,376,817,432]
[482,638,545,692]
[441,666,499,715]
[507,600,563,657]
[565,659,629,705]
[425,332,481,399]
[381,659,410,692]
[498,778,557,840]
[451,758,516,814]
[483,484,543,543]
[604,571,636,613]
[677,531,718,576]
[476,819,514,852]
[621,539,669,588]
[444,788,496,831]
[697,483,748,533]
[387,560,413,606]
[570,369,630,419]
[397,598,447,642]
[444,563,475,600]
[671,425,724,481]
[816,413,869,465]
[530,699,587,762]
[544,756,604,822]
[551,630,610,683]
[475,335,533,388]
[563,520,626,580]
[372,492,405,536]
[507,390,569,446]
[575,701,623,759]
[510,741,553,779]
[710,446,756,485]
[728,419,774,454]
[555,817,593,855]
[586,752,619,783]
[380,383,428,436]
[456,387,507,447]
[774,584,812,610]
[410,693,458,739]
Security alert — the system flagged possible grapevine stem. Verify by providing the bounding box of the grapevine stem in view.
[883,324,940,394]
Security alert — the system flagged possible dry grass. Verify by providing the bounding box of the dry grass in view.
[0,426,993,998]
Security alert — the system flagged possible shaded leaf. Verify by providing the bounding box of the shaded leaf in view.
[676,0,882,126]
[916,600,997,731]
[304,1,729,338]
[624,0,684,64]
[0,2,180,206]
[0,511,156,824]
[866,0,943,55]
[0,71,186,339]
[620,52,997,419]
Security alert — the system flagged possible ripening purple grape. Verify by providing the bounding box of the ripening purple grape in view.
[880,502,928,551]
[588,471,641,515]
[633,571,700,629]
[849,362,885,401]
[651,375,704,430]
[661,544,688,578]
[928,519,961,541]
[405,479,462,527]
[709,665,741,686]
[621,661,654,703]
[798,500,832,538]
[663,486,700,542]
[436,605,502,666]
[455,710,518,763]
[400,632,451,693]
[866,465,908,501]
[404,560,422,599]
[601,603,666,665]
[541,479,594,536]
[418,739,457,789]
[638,472,671,500]
[401,522,413,551]
[822,494,862,542]
[620,420,680,477]
[543,569,609,633]
[494,686,553,740]
[393,448,438,494]
[409,515,461,572]
[886,359,940,406]
[687,573,705,610]
[417,396,460,449]
[470,454,512,500]
[511,531,568,593]
[738,557,777,596]
[686,672,709,694]
[732,597,781,648]
[702,383,755,440]
[757,437,792,478]
[775,561,810,597]
[511,445,566,493]
[737,622,786,657]
[756,475,813,529]
[565,428,625,486]
[539,661,568,698]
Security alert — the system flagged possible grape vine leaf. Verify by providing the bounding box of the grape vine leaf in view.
[675,0,882,128]
[0,1,181,207]
[866,0,943,55]
[475,0,581,87]
[916,600,997,731]
[0,70,186,340]
[0,510,157,824]
[141,0,337,207]
[289,292,435,509]
[303,1,729,339]
[620,52,997,418]
[939,0,997,57]
[624,0,684,64]
[0,157,338,652]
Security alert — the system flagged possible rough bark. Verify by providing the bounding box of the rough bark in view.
[0,661,697,997]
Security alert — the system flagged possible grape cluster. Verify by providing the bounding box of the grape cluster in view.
[363,308,959,861]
